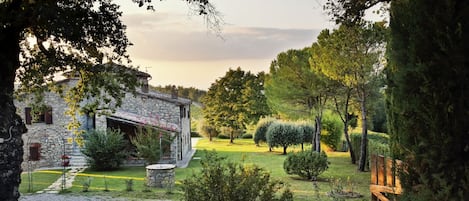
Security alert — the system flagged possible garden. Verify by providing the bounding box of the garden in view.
[20,137,375,201]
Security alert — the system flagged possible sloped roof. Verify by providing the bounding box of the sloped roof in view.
[63,62,151,78]
[138,90,192,106]
[109,111,180,132]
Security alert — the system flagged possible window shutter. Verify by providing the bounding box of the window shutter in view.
[45,107,53,124]
[180,106,184,119]
[25,107,32,125]
[29,143,41,161]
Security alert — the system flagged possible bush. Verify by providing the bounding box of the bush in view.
[254,117,276,145]
[321,112,343,151]
[283,150,329,181]
[266,122,303,154]
[130,126,174,164]
[217,134,230,139]
[350,132,390,169]
[190,131,201,137]
[241,133,253,139]
[181,151,293,201]
[82,129,128,171]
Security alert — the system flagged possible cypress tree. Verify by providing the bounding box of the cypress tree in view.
[386,0,469,200]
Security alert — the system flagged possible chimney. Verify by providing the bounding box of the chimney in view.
[171,85,178,99]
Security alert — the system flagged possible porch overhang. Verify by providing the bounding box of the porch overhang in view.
[108,111,180,132]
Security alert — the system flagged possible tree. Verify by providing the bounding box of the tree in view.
[253,117,276,149]
[151,85,207,103]
[266,122,303,155]
[327,0,469,199]
[0,1,219,200]
[311,23,386,171]
[265,48,333,152]
[241,72,271,125]
[202,67,269,143]
[386,1,469,200]
[130,126,175,164]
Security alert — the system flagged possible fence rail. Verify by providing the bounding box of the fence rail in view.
[370,155,403,201]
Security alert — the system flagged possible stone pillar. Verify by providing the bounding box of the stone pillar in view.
[146,164,176,188]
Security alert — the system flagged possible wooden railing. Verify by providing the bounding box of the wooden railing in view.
[370,155,403,201]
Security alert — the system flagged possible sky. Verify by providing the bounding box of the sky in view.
[116,0,336,90]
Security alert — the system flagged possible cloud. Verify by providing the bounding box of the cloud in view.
[123,13,321,62]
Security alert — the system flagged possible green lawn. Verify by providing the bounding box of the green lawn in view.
[190,138,370,201]
[60,138,370,200]
[20,169,67,194]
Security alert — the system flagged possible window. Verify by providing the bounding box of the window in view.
[180,106,185,118]
[25,106,53,125]
[29,143,41,161]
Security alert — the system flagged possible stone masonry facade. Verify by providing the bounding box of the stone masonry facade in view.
[16,71,192,171]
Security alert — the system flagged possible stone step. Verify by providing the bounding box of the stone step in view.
[69,155,88,167]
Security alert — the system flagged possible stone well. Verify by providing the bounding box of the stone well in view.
[146,164,176,188]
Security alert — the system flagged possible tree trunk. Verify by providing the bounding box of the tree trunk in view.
[229,130,233,144]
[358,93,368,171]
[335,91,355,164]
[283,146,287,155]
[0,27,28,201]
[314,116,321,153]
[344,123,356,164]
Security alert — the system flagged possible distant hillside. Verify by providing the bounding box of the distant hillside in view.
[151,85,206,103]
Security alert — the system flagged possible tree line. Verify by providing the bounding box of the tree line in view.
[202,22,387,172]
[151,85,206,103]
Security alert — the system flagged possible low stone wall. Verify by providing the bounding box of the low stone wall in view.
[146,164,175,188]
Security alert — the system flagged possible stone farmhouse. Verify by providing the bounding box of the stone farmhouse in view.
[15,65,192,171]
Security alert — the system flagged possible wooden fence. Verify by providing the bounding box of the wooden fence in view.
[370,155,403,201]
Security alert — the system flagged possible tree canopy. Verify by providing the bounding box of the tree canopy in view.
[202,67,270,143]
[0,1,220,200]
[311,22,386,171]
[326,0,469,199]
[265,47,334,152]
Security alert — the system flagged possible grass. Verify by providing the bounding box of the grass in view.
[57,138,370,200]
[20,169,67,194]
[191,139,370,201]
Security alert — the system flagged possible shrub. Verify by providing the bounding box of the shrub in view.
[130,126,174,164]
[181,151,293,201]
[190,131,201,137]
[217,134,230,139]
[266,122,303,154]
[283,150,329,180]
[321,112,343,151]
[82,129,128,171]
[241,133,253,139]
[350,132,390,169]
[254,117,276,145]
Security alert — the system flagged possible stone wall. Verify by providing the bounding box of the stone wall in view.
[15,83,76,171]
[119,93,181,125]
[15,77,193,170]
